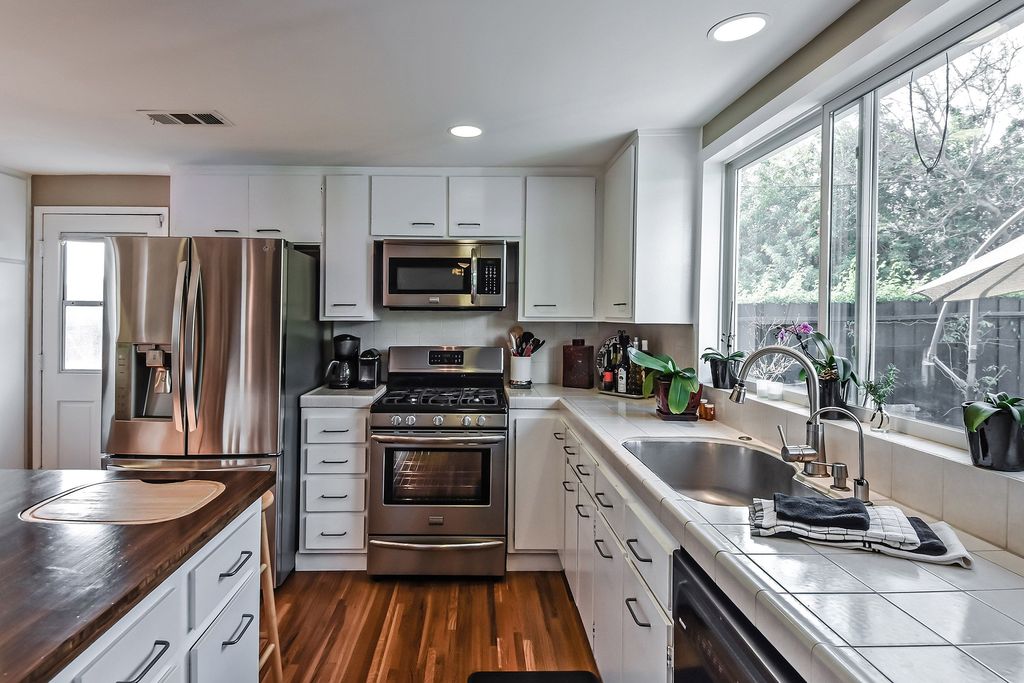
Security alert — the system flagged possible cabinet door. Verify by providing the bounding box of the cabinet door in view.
[576,487,597,646]
[189,575,259,682]
[448,176,524,237]
[600,144,635,319]
[170,174,249,237]
[621,562,673,683]
[370,175,446,236]
[561,460,580,597]
[322,175,375,319]
[522,176,596,318]
[593,513,624,683]
[249,174,323,243]
[512,415,561,551]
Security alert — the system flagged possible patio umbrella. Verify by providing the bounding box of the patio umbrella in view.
[915,233,1024,302]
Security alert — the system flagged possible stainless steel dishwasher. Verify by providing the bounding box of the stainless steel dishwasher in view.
[673,549,801,682]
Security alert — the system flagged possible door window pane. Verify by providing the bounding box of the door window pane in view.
[64,240,105,302]
[63,304,102,371]
[734,126,822,380]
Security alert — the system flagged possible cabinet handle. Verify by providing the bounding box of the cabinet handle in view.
[256,228,282,233]
[532,304,557,308]
[625,598,651,628]
[457,222,482,227]
[575,463,590,476]
[595,491,613,509]
[613,302,628,306]
[625,538,653,563]
[563,446,575,455]
[222,613,255,647]
[410,222,436,226]
[319,493,349,499]
[320,530,349,537]
[553,432,565,441]
[594,538,613,560]
[321,428,350,433]
[332,303,358,307]
[115,640,170,683]
[320,458,350,464]
[562,480,574,492]
[575,504,590,519]
[219,550,253,578]
[213,229,240,234]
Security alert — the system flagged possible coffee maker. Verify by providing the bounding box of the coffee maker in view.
[358,349,381,389]
[326,334,360,389]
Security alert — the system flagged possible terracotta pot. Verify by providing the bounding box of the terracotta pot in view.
[963,403,1024,471]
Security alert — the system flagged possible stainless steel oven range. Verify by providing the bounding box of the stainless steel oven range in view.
[368,346,508,576]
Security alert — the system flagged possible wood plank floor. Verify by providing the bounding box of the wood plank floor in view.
[263,571,599,683]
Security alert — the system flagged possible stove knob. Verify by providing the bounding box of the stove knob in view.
[477,415,487,426]
[390,415,402,427]
[405,415,417,427]
[461,416,473,427]
[432,415,445,426]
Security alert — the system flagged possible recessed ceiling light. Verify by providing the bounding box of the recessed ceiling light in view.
[449,125,482,138]
[708,13,768,42]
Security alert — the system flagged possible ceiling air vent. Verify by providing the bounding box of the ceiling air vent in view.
[138,110,232,126]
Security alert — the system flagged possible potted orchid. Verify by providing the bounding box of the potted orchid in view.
[776,323,860,419]
[963,392,1024,471]
[700,333,745,390]
[627,347,702,420]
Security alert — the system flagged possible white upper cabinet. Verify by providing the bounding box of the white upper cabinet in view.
[249,174,323,243]
[370,175,446,237]
[600,144,636,319]
[521,176,596,320]
[322,175,375,320]
[171,174,249,237]
[448,176,524,238]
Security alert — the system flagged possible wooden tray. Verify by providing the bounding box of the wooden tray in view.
[21,479,226,525]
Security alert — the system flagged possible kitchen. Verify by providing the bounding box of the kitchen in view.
[4,1,1024,682]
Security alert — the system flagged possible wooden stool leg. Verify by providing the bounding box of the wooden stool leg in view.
[259,493,284,682]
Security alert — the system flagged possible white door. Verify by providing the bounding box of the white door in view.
[600,144,635,319]
[38,212,166,469]
[512,414,561,551]
[322,175,375,320]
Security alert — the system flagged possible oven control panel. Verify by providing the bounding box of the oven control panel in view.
[428,350,464,366]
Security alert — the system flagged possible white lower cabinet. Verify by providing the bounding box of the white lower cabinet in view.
[561,458,580,598]
[189,572,260,682]
[621,560,673,683]
[576,487,597,645]
[592,513,625,683]
[511,414,562,551]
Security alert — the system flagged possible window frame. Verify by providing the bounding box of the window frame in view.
[59,234,106,374]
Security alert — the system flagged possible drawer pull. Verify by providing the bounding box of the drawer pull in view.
[213,229,240,234]
[553,432,565,441]
[562,446,575,455]
[575,463,590,476]
[320,459,350,464]
[256,228,282,233]
[457,222,482,227]
[594,538,613,560]
[411,222,436,226]
[319,493,350,500]
[625,598,651,628]
[115,639,170,683]
[222,613,255,647]
[332,303,358,307]
[219,550,253,578]
[575,504,590,519]
[320,530,349,537]
[561,481,574,492]
[321,428,350,434]
[532,304,557,307]
[626,538,653,563]
[595,491,613,509]
[613,302,628,306]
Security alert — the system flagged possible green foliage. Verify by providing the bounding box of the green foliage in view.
[964,392,1024,432]
[863,364,900,407]
[700,347,746,363]
[627,348,699,414]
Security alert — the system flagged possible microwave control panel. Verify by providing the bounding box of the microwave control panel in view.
[478,259,502,295]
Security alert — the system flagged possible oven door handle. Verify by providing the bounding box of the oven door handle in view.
[371,434,506,446]
[369,539,504,551]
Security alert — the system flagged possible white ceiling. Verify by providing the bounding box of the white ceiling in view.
[0,0,857,174]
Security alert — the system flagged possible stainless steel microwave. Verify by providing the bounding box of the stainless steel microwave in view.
[380,240,506,310]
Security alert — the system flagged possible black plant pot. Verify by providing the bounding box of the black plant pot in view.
[708,359,738,390]
[817,378,850,420]
[963,403,1024,472]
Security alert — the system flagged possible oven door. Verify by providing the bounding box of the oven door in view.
[381,241,506,309]
[369,432,507,536]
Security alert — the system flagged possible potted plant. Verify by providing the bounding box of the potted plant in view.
[963,392,1024,471]
[700,334,745,390]
[777,324,860,419]
[627,347,702,420]
[862,364,899,433]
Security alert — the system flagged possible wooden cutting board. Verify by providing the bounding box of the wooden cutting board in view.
[21,479,226,525]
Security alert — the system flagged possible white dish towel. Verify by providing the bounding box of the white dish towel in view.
[803,522,974,569]
[750,498,921,550]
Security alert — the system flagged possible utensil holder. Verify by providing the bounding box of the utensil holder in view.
[510,356,532,388]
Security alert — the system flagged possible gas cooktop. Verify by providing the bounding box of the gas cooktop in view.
[377,387,504,410]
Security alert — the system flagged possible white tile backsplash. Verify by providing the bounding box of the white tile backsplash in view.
[941,459,1009,547]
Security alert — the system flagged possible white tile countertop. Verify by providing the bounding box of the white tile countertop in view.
[510,385,1024,683]
[300,384,385,408]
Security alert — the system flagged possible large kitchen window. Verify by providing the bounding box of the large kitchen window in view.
[725,1,1024,435]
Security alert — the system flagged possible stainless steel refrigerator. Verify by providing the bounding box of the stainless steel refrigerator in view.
[100,236,326,585]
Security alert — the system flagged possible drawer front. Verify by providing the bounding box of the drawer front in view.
[595,465,628,540]
[79,585,183,683]
[304,512,366,551]
[305,444,366,474]
[305,477,366,512]
[623,504,675,614]
[304,414,366,443]
[190,511,260,630]
[562,430,581,471]
[575,447,597,496]
[621,561,673,683]
[189,574,259,682]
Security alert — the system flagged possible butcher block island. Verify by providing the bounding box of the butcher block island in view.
[0,469,273,683]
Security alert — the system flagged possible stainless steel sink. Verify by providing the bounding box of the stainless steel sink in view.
[622,438,824,506]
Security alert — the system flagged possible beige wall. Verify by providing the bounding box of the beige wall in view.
[0,172,29,468]
[702,0,912,146]
[31,175,169,207]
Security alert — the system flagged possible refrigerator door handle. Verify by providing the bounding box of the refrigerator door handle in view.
[170,261,188,433]
[183,260,202,432]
